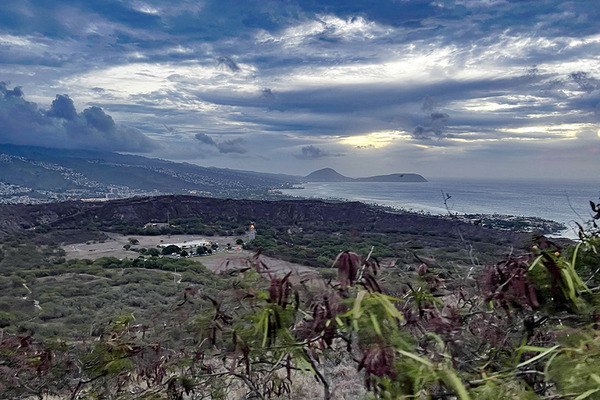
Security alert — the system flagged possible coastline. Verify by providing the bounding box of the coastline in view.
[278,180,595,239]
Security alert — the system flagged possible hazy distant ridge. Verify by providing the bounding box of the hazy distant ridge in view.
[305,168,427,182]
[0,144,301,201]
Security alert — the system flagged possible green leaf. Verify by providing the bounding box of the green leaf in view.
[351,290,367,331]
[352,290,366,318]
[397,349,433,367]
[574,388,600,400]
[372,292,404,321]
[516,345,559,368]
[440,368,471,400]
[370,313,382,336]
[528,255,544,271]
[571,242,581,272]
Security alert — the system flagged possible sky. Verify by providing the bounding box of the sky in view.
[0,0,599,180]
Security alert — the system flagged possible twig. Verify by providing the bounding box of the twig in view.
[303,349,331,400]
[441,190,456,218]
[565,191,585,225]
[355,245,374,282]
[70,371,108,400]
[585,266,600,285]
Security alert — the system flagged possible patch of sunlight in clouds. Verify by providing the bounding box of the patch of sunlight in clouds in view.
[546,59,600,77]
[62,62,259,98]
[0,34,37,47]
[256,15,391,46]
[283,47,458,88]
[132,2,160,15]
[64,64,179,96]
[316,15,392,40]
[340,131,408,148]
[500,123,594,139]
[169,45,195,54]
[451,137,498,143]
[499,137,543,141]
[455,98,523,112]
[567,33,600,48]
[479,34,562,62]
[524,110,573,119]
[0,33,54,57]
[457,32,600,80]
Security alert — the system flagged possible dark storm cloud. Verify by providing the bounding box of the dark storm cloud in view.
[421,95,435,112]
[2,0,598,73]
[0,83,23,97]
[181,65,597,143]
[195,74,540,115]
[194,133,217,146]
[570,72,600,94]
[217,56,240,72]
[0,3,583,83]
[5,0,596,45]
[413,111,450,140]
[189,81,464,139]
[295,145,341,160]
[193,133,247,154]
[0,82,156,152]
[46,94,77,120]
[412,126,438,140]
[216,138,247,154]
[83,106,115,132]
[261,88,275,99]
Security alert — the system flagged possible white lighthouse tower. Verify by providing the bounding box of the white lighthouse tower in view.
[248,224,256,241]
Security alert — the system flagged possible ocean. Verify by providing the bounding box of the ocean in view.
[279,179,600,238]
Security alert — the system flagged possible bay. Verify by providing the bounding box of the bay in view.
[280,179,600,238]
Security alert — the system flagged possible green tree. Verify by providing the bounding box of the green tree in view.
[161,245,181,255]
[146,248,160,257]
[196,246,208,255]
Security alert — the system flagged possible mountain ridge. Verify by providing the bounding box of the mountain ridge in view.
[0,195,525,248]
[0,144,302,202]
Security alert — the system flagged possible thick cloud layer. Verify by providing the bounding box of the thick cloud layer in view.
[0,82,156,152]
[1,0,600,178]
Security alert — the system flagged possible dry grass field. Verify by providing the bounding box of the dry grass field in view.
[63,232,243,260]
[62,232,319,280]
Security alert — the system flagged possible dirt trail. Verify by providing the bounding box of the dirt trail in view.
[199,251,319,281]
[22,283,42,310]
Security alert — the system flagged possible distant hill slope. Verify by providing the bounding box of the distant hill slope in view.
[0,144,301,201]
[305,168,427,182]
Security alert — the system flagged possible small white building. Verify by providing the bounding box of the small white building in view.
[143,222,170,229]
[158,239,211,249]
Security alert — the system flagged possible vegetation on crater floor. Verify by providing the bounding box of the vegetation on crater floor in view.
[0,201,599,399]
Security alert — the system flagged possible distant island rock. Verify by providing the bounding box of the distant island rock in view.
[304,168,427,183]
[304,168,353,182]
[354,173,427,182]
